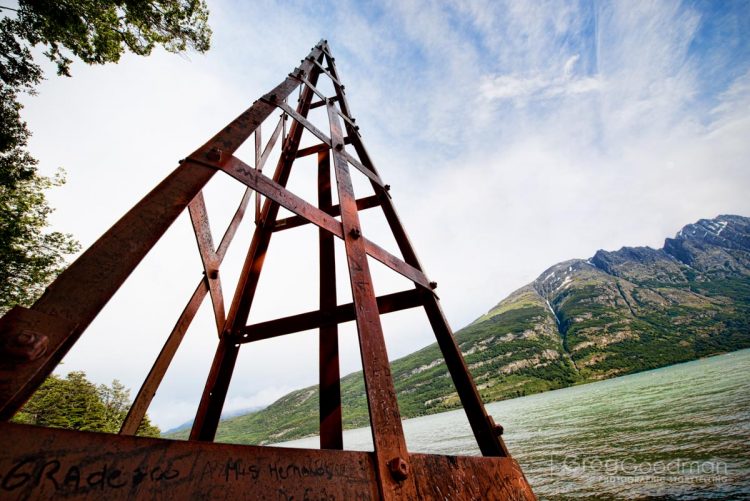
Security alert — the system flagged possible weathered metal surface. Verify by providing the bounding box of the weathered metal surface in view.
[0,422,380,500]
[218,156,432,289]
[275,100,384,188]
[0,308,77,419]
[188,192,226,333]
[0,423,534,500]
[237,290,423,343]
[318,150,342,450]
[273,194,381,232]
[328,101,417,499]
[410,453,535,500]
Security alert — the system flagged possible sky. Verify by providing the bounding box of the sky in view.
[12,0,750,430]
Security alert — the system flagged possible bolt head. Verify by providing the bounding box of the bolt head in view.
[388,457,409,481]
[349,228,361,239]
[4,330,49,361]
[429,281,438,290]
[206,148,222,162]
[209,270,219,279]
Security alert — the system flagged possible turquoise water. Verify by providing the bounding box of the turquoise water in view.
[278,350,750,499]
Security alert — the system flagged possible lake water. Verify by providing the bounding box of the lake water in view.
[277,349,750,500]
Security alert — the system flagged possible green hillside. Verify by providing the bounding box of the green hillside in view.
[166,215,750,444]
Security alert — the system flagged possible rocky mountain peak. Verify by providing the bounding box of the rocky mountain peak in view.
[670,215,750,250]
[664,215,750,272]
[532,259,594,299]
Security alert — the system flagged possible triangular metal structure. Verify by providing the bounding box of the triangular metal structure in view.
[0,41,535,499]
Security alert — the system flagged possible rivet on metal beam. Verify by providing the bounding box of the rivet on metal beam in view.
[209,270,219,280]
[349,228,361,239]
[2,330,49,362]
[206,148,222,162]
[335,143,344,151]
[384,184,391,192]
[388,457,410,481]
[429,281,438,290]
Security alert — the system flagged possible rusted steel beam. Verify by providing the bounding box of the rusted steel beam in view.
[236,290,423,343]
[0,422,534,500]
[275,100,384,188]
[409,452,535,500]
[422,295,509,457]
[312,58,342,87]
[254,122,262,224]
[322,43,510,458]
[317,150,342,450]
[218,156,343,237]
[190,52,325,442]
[217,157,432,289]
[119,189,253,436]
[298,77,359,136]
[310,96,338,109]
[363,237,433,290]
[120,280,207,436]
[327,101,417,499]
[0,43,324,421]
[188,192,226,334]
[121,107,285,436]
[273,194,381,232]
[0,422,381,500]
[295,142,329,158]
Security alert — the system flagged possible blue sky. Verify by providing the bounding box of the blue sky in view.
[16,0,750,429]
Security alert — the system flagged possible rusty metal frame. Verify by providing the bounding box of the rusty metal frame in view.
[0,40,534,500]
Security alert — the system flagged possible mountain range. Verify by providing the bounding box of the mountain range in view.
[165,214,750,444]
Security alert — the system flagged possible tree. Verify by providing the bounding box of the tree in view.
[12,371,161,437]
[0,1,211,314]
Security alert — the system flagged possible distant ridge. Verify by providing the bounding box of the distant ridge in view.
[163,405,264,435]
[164,215,750,444]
